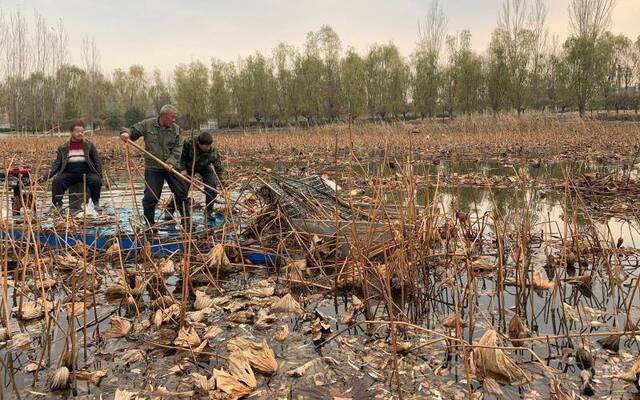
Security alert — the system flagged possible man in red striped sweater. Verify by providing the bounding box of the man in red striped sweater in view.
[41,121,103,212]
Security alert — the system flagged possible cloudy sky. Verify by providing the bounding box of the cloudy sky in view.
[2,0,639,73]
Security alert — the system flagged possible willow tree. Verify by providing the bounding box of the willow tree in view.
[564,0,617,116]
[340,48,367,119]
[366,43,409,118]
[174,61,209,129]
[209,58,233,127]
[413,0,447,118]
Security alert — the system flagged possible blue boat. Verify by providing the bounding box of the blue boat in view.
[1,211,281,265]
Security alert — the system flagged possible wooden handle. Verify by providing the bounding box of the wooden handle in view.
[125,140,218,193]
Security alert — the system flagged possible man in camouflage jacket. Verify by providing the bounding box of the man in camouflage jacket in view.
[119,104,188,227]
[165,131,225,220]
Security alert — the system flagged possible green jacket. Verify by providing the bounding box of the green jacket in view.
[124,117,183,171]
[179,139,225,183]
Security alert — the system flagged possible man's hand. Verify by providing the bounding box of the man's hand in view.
[119,132,129,142]
[163,163,174,172]
[181,170,189,177]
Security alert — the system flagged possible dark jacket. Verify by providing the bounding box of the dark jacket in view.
[124,117,183,171]
[178,139,225,183]
[45,139,102,179]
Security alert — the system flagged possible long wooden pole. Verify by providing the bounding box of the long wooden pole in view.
[124,139,218,193]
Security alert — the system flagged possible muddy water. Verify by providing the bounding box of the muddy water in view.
[2,159,640,398]
[240,157,632,181]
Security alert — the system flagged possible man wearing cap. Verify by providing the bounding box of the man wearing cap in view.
[119,104,189,228]
[165,131,225,221]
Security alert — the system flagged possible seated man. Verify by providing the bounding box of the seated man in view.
[165,131,225,221]
[41,121,103,212]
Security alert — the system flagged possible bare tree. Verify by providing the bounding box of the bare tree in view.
[81,35,101,130]
[414,0,447,118]
[418,0,447,57]
[50,18,68,131]
[528,0,549,108]
[4,9,31,133]
[569,0,616,39]
[32,11,49,132]
[499,0,535,113]
[565,0,617,116]
[0,10,7,121]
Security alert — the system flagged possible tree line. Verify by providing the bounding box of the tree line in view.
[0,0,638,132]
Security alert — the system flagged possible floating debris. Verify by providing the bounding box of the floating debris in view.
[104,316,132,339]
[473,329,531,385]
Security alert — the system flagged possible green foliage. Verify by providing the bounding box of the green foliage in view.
[562,35,611,115]
[124,107,145,127]
[413,50,440,118]
[6,14,640,132]
[487,29,510,114]
[341,49,367,118]
[209,59,233,126]
[365,43,409,118]
[105,108,122,130]
[174,61,210,129]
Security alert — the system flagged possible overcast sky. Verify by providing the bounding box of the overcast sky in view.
[2,0,639,73]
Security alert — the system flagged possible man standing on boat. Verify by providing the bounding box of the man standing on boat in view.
[41,121,103,212]
[119,104,189,228]
[164,131,225,222]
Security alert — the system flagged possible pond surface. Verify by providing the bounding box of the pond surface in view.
[2,159,640,398]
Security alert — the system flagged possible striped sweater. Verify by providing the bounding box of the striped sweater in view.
[64,140,89,173]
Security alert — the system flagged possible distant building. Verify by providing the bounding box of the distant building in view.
[200,119,218,131]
